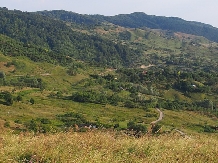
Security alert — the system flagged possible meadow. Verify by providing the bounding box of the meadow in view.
[0,129,217,163]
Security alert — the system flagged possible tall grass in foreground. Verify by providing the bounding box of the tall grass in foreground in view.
[0,130,217,163]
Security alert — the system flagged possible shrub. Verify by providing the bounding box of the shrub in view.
[152,124,162,134]
[4,92,13,106]
[127,121,147,133]
[0,71,5,78]
[30,98,35,104]
[4,121,10,128]
[16,95,22,102]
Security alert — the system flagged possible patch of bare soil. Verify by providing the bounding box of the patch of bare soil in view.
[0,62,15,73]
[174,32,196,40]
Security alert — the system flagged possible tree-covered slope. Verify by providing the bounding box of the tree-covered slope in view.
[96,12,218,43]
[0,7,141,67]
[0,34,56,63]
[37,10,218,43]
[36,10,100,26]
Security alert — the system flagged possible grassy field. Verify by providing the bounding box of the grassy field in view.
[0,130,217,163]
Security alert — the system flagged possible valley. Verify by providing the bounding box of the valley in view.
[0,7,217,162]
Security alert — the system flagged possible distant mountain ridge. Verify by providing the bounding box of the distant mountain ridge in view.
[36,10,101,26]
[37,10,218,42]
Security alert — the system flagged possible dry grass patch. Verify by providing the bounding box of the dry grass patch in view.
[0,130,217,163]
[0,62,15,74]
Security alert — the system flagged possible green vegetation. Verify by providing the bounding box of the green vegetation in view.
[0,91,13,105]
[0,52,217,134]
[38,10,218,42]
[0,7,218,162]
[36,10,100,27]
[0,8,142,68]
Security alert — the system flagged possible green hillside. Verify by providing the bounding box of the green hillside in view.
[0,51,217,134]
[1,7,218,163]
[0,7,217,135]
[37,10,218,42]
[97,12,218,42]
[0,7,142,68]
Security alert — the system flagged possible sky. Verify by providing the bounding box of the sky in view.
[1,0,218,28]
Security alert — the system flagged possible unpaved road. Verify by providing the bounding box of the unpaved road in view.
[149,108,189,137]
[150,108,164,125]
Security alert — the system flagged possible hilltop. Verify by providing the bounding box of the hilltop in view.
[37,10,218,42]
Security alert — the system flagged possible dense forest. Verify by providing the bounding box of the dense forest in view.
[0,7,143,68]
[36,10,100,26]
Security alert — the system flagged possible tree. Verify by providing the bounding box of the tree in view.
[0,71,6,86]
[4,92,13,106]
[0,71,5,79]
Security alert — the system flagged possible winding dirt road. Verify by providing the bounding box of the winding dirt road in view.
[149,108,189,137]
[150,108,164,125]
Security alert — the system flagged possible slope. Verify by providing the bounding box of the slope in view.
[98,12,218,42]
[0,7,141,68]
[37,10,218,42]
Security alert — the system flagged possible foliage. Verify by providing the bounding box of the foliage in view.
[203,125,217,133]
[151,124,162,134]
[93,12,218,42]
[36,10,100,27]
[0,71,6,86]
[16,95,22,102]
[0,71,6,78]
[9,75,45,89]
[0,7,218,138]
[71,89,123,105]
[127,121,147,133]
[30,98,35,105]
[25,118,52,133]
[36,10,218,42]
[56,112,89,128]
[0,8,142,67]
[0,91,13,106]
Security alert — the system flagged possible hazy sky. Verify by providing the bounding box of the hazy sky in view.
[1,0,218,28]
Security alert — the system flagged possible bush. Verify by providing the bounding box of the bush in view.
[152,124,162,134]
[30,98,35,104]
[127,121,147,133]
[0,71,5,78]
[4,121,10,128]
[57,112,88,128]
[16,95,22,102]
[4,92,13,106]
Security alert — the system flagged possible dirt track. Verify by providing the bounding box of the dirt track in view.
[150,108,164,125]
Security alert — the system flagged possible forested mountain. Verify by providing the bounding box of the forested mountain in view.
[97,12,218,42]
[0,7,141,67]
[37,10,218,43]
[36,10,100,26]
